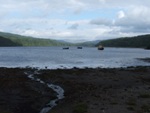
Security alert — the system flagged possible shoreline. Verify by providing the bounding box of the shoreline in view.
[0,57,150,70]
[0,66,150,113]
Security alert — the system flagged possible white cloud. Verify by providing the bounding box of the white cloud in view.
[117,10,125,19]
[0,0,150,41]
[115,6,150,32]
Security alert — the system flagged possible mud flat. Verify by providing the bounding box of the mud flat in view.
[0,66,150,113]
[0,68,56,113]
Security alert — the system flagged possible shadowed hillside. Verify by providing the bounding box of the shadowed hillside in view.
[98,34,150,49]
[0,36,22,46]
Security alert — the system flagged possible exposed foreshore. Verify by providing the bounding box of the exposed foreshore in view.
[0,66,150,113]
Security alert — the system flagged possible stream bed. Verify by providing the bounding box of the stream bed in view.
[25,70,65,113]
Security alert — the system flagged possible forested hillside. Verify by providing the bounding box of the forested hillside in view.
[0,32,71,46]
[98,34,150,48]
[0,36,21,46]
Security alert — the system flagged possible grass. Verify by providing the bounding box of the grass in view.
[126,98,136,111]
[127,106,135,111]
[126,101,136,106]
[126,98,136,106]
[0,109,12,113]
[110,101,118,105]
[141,105,150,112]
[139,93,150,98]
[73,103,88,113]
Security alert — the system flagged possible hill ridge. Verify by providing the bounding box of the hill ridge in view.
[0,31,71,47]
[98,34,150,48]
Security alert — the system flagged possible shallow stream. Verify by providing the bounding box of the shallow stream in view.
[25,70,65,113]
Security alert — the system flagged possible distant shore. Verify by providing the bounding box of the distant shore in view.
[0,66,150,113]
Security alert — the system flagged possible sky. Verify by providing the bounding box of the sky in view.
[0,0,150,42]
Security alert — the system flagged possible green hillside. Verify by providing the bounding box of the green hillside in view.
[0,36,21,46]
[0,31,71,47]
[98,34,150,49]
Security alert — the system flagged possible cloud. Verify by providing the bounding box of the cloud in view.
[89,4,150,39]
[68,23,79,30]
[115,6,150,33]
[117,11,125,19]
[90,18,113,26]
[0,0,150,41]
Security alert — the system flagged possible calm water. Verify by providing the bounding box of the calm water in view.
[0,47,150,69]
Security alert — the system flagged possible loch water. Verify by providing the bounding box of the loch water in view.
[0,47,150,69]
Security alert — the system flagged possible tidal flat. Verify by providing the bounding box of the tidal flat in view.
[0,66,150,113]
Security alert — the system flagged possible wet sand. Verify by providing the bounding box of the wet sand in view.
[0,66,150,113]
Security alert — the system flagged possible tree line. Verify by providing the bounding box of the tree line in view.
[98,34,150,49]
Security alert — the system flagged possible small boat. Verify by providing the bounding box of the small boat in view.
[98,45,104,50]
[63,47,69,49]
[77,47,82,49]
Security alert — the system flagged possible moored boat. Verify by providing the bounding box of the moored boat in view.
[77,47,82,49]
[98,45,104,50]
[63,47,69,49]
